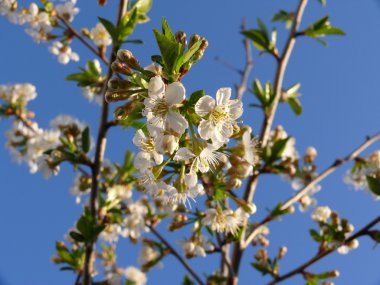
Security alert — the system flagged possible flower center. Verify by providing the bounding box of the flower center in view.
[152,99,169,117]
[139,137,155,153]
[209,105,228,124]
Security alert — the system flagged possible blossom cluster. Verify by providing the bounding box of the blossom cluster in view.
[344,150,380,200]
[1,83,89,178]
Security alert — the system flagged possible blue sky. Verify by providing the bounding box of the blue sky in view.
[1,0,380,284]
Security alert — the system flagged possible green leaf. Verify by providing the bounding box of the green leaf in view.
[69,231,86,242]
[242,29,269,51]
[304,16,345,39]
[187,90,205,107]
[118,8,138,43]
[175,40,203,72]
[98,17,117,41]
[366,176,380,196]
[309,229,322,242]
[272,10,293,29]
[81,127,90,153]
[287,97,303,115]
[153,29,183,76]
[182,275,196,285]
[251,262,270,276]
[86,60,100,76]
[161,17,176,41]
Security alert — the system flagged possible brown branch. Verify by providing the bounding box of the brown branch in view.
[229,2,309,283]
[56,14,109,65]
[236,18,253,101]
[148,225,206,285]
[243,132,380,249]
[267,216,380,285]
[82,1,128,284]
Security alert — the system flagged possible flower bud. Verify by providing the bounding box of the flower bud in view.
[175,31,187,45]
[81,28,92,39]
[116,49,140,69]
[279,246,288,258]
[113,101,138,120]
[189,34,201,49]
[157,134,178,155]
[305,146,317,163]
[226,177,242,189]
[111,61,133,76]
[347,239,359,249]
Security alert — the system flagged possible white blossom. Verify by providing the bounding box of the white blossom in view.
[241,127,260,166]
[90,22,112,47]
[167,172,204,207]
[178,235,214,258]
[174,143,227,174]
[133,129,163,170]
[70,174,91,204]
[49,41,79,65]
[0,0,18,23]
[195,88,243,143]
[143,76,188,136]
[138,243,161,267]
[202,207,248,235]
[311,206,332,222]
[55,0,79,22]
[124,267,147,285]
[119,201,149,240]
[0,83,37,103]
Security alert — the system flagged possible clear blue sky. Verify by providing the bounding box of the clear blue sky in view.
[1,0,380,284]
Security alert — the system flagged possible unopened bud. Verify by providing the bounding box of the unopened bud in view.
[200,38,209,50]
[279,246,288,258]
[226,178,242,189]
[175,31,187,45]
[111,61,133,76]
[116,49,140,69]
[305,146,317,162]
[189,34,201,48]
[259,236,269,247]
[347,239,359,249]
[113,101,138,120]
[98,0,107,6]
[81,28,92,39]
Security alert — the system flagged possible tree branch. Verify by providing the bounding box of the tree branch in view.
[82,1,128,284]
[267,216,380,285]
[229,2,309,282]
[148,225,206,285]
[236,18,253,101]
[243,132,380,249]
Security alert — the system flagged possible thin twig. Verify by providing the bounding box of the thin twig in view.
[148,225,206,285]
[82,1,128,284]
[267,216,380,285]
[236,18,253,101]
[229,2,309,282]
[56,14,109,65]
[242,132,380,249]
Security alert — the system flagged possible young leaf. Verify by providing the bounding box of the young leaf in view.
[366,176,380,196]
[81,127,90,153]
[287,97,303,115]
[161,17,176,41]
[303,16,345,41]
[118,8,138,43]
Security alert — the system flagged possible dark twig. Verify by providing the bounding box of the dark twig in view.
[148,225,206,285]
[267,216,380,285]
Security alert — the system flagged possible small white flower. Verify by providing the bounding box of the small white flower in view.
[174,143,227,174]
[178,235,215,258]
[22,3,51,29]
[156,134,178,154]
[0,83,37,103]
[311,206,332,222]
[337,239,359,255]
[0,0,18,23]
[50,114,86,132]
[133,129,163,168]
[202,207,248,235]
[49,41,79,65]
[195,88,243,143]
[119,201,149,240]
[55,0,79,22]
[124,266,147,285]
[138,243,161,267]
[99,224,120,244]
[143,76,188,135]
[70,174,91,204]
[167,172,204,207]
[90,22,112,47]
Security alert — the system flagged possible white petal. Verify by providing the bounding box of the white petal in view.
[195,96,215,117]
[198,119,214,141]
[148,76,165,97]
[185,172,198,188]
[216,88,231,105]
[174,148,195,161]
[166,111,188,135]
[152,151,163,165]
[229,100,243,120]
[165,82,185,106]
[133,129,146,147]
[58,54,70,65]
